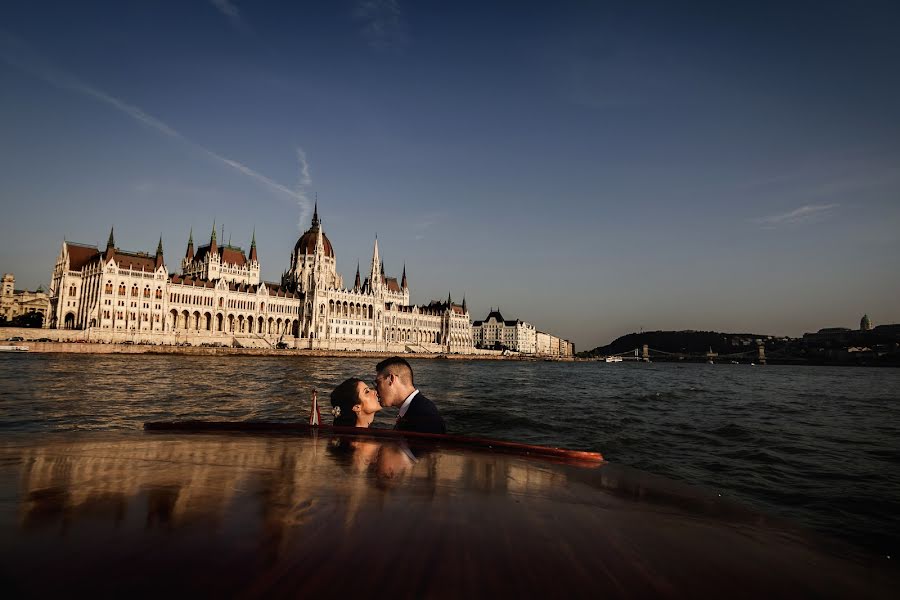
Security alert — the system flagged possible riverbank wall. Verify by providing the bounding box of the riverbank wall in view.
[1,327,573,360]
[7,341,542,360]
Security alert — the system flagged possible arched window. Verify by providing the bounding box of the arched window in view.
[105,281,113,294]
[156,287,162,299]
[143,286,150,298]
[118,283,126,296]
[131,285,138,297]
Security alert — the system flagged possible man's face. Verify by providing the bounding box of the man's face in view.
[373,371,396,407]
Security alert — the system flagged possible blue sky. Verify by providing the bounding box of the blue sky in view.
[1,1,898,350]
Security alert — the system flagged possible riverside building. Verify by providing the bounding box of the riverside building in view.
[47,207,474,352]
[473,309,574,357]
[1,273,49,325]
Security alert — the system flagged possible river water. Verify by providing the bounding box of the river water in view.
[1,354,898,561]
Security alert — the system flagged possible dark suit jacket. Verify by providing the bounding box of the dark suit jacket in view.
[394,392,446,434]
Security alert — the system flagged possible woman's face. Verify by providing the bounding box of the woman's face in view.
[354,381,382,415]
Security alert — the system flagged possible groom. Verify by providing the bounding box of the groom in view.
[373,356,446,434]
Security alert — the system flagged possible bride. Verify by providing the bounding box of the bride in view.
[330,378,382,428]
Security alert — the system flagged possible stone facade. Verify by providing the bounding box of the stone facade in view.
[47,208,474,352]
[472,309,536,353]
[535,330,574,358]
[1,273,50,325]
[472,309,573,356]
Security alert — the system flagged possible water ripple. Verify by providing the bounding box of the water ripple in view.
[1,354,899,559]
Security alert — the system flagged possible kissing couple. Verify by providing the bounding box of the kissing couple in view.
[328,356,446,435]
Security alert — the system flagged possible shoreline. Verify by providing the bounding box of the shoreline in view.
[5,340,571,360]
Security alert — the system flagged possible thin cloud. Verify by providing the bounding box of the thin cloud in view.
[412,213,443,240]
[754,204,839,229]
[0,32,311,216]
[209,0,251,35]
[295,148,314,231]
[353,0,408,50]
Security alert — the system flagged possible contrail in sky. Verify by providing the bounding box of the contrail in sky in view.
[295,147,314,230]
[0,32,310,215]
[754,203,839,228]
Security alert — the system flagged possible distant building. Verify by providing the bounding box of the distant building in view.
[46,207,474,351]
[536,330,575,358]
[472,309,573,357]
[472,309,536,353]
[860,314,872,331]
[0,273,49,325]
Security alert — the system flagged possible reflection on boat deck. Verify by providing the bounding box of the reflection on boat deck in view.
[0,431,895,598]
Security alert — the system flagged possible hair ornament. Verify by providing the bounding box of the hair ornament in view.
[331,406,341,417]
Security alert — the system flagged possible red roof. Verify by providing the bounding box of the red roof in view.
[64,243,161,272]
[112,251,158,272]
[193,244,247,266]
[385,277,401,293]
[65,243,101,271]
[170,276,215,288]
[294,226,334,258]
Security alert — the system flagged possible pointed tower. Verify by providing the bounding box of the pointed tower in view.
[247,228,260,285]
[185,228,194,261]
[155,235,164,269]
[401,264,407,290]
[105,226,115,260]
[462,295,467,313]
[369,236,381,291]
[311,200,320,227]
[354,262,361,290]
[209,221,218,255]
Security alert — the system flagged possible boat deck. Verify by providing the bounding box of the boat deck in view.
[0,428,894,598]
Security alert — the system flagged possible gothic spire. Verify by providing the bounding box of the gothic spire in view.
[354,262,361,290]
[105,226,115,260]
[185,227,194,260]
[249,227,258,262]
[155,235,164,269]
[369,235,381,289]
[401,263,407,289]
[209,221,218,254]
[311,196,320,228]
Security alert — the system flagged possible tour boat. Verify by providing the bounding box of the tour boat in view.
[605,355,623,362]
[0,345,29,352]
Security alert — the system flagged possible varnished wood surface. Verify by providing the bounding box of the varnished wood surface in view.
[144,420,605,463]
[0,431,894,598]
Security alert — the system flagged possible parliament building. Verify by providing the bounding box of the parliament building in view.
[48,207,474,352]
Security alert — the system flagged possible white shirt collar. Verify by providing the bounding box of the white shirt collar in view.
[398,389,419,418]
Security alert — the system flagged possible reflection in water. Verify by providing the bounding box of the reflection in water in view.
[2,432,895,598]
[13,433,567,541]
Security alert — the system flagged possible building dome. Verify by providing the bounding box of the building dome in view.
[293,205,334,259]
[860,314,872,331]
[294,226,334,259]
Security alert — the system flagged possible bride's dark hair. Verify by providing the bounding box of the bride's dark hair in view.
[330,378,365,427]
